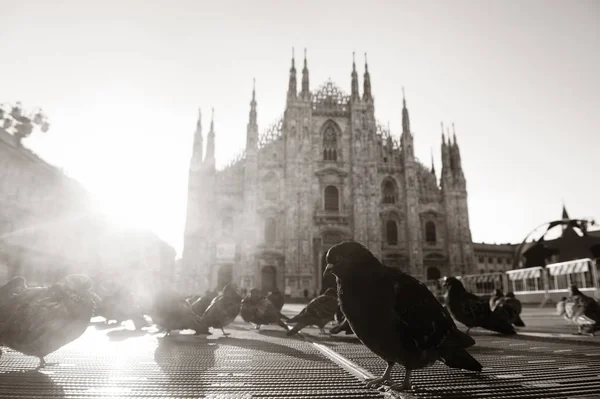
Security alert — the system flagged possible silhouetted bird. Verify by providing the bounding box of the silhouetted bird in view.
[444,277,516,335]
[556,296,597,335]
[196,284,242,336]
[324,241,481,391]
[148,291,205,335]
[494,292,525,327]
[94,287,148,330]
[488,289,504,311]
[0,274,100,368]
[266,289,285,312]
[240,288,289,331]
[558,285,600,336]
[286,288,338,336]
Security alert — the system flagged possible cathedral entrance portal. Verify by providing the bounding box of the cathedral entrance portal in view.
[426,266,441,280]
[217,264,233,290]
[261,266,277,294]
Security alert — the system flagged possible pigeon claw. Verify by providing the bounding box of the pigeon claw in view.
[365,376,392,388]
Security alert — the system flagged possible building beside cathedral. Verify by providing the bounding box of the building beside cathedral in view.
[181,53,476,297]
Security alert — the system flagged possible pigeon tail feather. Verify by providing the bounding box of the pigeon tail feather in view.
[286,321,307,336]
[440,347,482,372]
[448,328,476,348]
[481,316,517,335]
[513,314,526,327]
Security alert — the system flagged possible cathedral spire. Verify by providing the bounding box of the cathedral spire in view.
[300,48,310,99]
[205,107,215,166]
[402,87,410,134]
[362,52,372,102]
[351,51,360,101]
[193,108,204,162]
[431,147,436,176]
[246,79,258,150]
[287,48,297,101]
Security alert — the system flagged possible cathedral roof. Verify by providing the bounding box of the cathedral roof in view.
[311,80,350,107]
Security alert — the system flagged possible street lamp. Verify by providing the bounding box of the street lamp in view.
[0,102,50,145]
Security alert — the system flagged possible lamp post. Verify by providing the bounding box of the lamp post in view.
[0,102,50,145]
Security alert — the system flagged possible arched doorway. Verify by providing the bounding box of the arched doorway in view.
[217,264,233,290]
[426,266,441,280]
[261,266,277,293]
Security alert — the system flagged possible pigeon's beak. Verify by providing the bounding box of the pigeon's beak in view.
[323,263,335,278]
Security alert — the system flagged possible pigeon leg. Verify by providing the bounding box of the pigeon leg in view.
[220,328,230,336]
[276,318,290,332]
[466,327,471,335]
[365,361,394,388]
[390,369,413,391]
[37,357,57,368]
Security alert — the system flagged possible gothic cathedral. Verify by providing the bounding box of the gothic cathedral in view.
[181,52,475,298]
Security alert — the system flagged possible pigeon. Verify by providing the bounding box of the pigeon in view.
[444,277,516,335]
[190,291,218,316]
[240,288,289,331]
[148,291,205,335]
[488,289,504,311]
[324,241,481,391]
[286,288,338,336]
[0,274,100,368]
[556,296,597,335]
[94,287,148,330]
[494,292,525,327]
[266,289,285,312]
[195,283,242,336]
[559,285,600,336]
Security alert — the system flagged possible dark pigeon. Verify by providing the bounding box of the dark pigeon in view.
[324,241,481,391]
[444,277,516,335]
[286,288,338,336]
[494,292,525,327]
[266,289,285,312]
[195,283,242,336]
[240,288,289,331]
[148,291,205,336]
[0,274,100,368]
[94,287,148,330]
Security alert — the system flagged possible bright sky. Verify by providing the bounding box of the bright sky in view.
[2,0,599,256]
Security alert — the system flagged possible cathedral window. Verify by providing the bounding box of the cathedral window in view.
[386,220,398,245]
[382,180,396,204]
[323,125,338,161]
[425,221,437,244]
[264,217,276,244]
[324,185,339,211]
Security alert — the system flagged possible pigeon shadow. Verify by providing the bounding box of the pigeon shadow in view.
[106,328,148,341]
[0,370,65,398]
[212,336,324,362]
[153,336,217,397]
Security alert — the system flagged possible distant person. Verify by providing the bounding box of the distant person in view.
[303,289,309,302]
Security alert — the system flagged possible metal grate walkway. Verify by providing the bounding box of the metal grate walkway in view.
[0,323,385,399]
[2,318,600,398]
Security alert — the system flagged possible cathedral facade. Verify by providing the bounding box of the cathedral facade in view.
[181,53,475,297]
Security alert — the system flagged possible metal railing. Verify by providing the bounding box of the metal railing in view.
[425,258,599,306]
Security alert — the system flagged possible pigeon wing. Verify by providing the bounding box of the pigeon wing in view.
[387,269,456,351]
